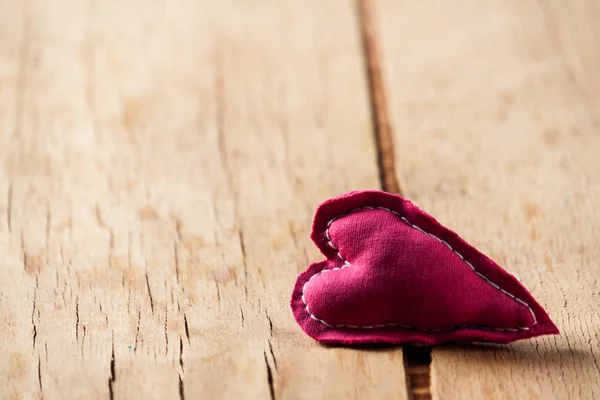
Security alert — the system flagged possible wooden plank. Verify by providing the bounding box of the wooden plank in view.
[0,1,412,399]
[374,0,600,398]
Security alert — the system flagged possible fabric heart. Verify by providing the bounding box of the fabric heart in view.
[291,190,559,345]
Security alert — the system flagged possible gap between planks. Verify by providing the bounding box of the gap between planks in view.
[356,0,401,195]
[356,0,432,399]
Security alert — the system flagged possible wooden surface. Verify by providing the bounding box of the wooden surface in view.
[0,0,598,399]
[0,1,407,398]
[375,0,600,398]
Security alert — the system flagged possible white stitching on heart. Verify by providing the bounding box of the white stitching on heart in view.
[301,206,537,332]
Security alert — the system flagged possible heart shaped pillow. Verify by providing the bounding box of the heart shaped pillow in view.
[291,191,558,345]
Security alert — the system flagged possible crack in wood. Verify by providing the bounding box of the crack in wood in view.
[164,303,169,356]
[178,374,185,400]
[403,346,432,400]
[178,336,185,400]
[108,333,115,400]
[356,0,402,196]
[145,271,154,313]
[183,313,190,344]
[265,309,273,338]
[75,296,79,341]
[31,283,37,348]
[134,308,141,353]
[263,351,276,400]
[81,326,86,355]
[356,1,429,398]
[37,356,42,393]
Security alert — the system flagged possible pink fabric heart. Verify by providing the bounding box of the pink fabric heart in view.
[291,191,559,345]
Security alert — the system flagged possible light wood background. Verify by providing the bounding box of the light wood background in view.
[0,0,598,399]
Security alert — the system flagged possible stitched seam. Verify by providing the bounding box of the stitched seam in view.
[301,206,538,332]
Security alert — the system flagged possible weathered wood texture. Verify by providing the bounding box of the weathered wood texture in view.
[0,1,409,399]
[375,0,600,398]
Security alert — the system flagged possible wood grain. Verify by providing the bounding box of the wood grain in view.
[374,0,600,398]
[0,0,409,398]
